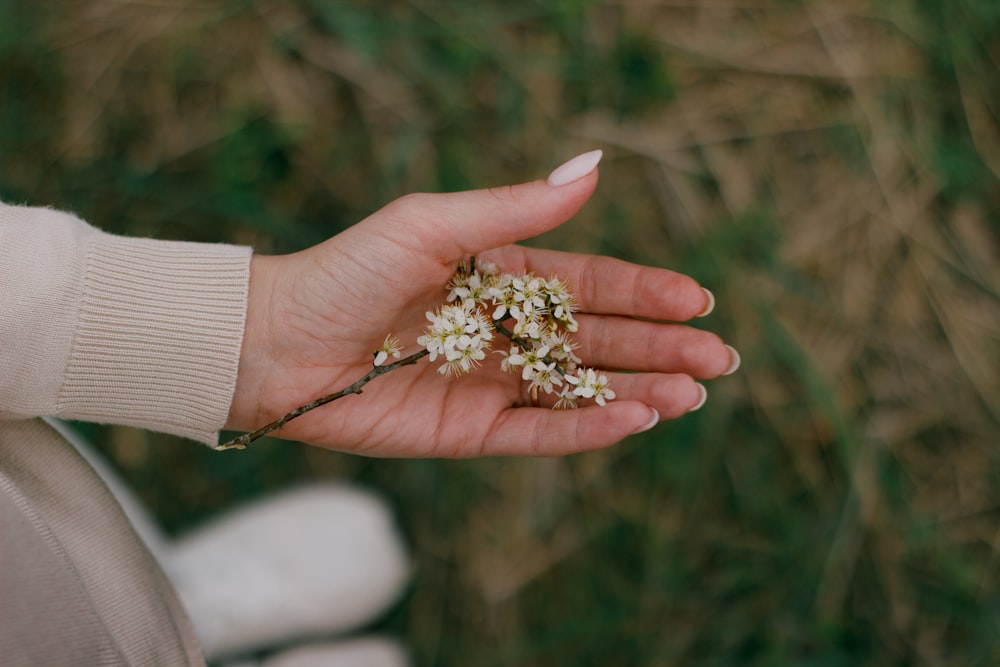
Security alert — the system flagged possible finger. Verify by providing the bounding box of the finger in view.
[481,400,659,456]
[571,314,738,378]
[482,246,714,321]
[597,372,707,419]
[371,151,604,264]
[525,370,705,418]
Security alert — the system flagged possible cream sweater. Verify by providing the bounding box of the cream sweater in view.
[0,201,251,444]
[0,201,252,665]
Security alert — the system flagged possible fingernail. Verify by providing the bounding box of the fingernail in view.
[688,383,708,412]
[696,288,715,317]
[634,407,660,434]
[724,345,741,375]
[547,149,603,187]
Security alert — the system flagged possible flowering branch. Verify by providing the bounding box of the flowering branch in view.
[217,349,429,450]
[217,257,615,451]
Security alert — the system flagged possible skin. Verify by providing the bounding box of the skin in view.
[225,169,734,458]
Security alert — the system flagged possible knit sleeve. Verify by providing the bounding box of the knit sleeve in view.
[0,201,251,445]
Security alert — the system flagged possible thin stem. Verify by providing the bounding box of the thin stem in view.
[217,349,430,451]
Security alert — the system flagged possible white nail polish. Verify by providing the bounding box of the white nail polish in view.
[696,288,715,317]
[688,384,708,412]
[634,407,660,434]
[723,345,741,376]
[546,150,603,187]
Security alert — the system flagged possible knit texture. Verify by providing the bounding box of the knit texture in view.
[0,200,253,664]
[0,202,251,444]
[1,418,206,666]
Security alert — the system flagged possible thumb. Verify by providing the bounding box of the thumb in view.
[377,150,604,262]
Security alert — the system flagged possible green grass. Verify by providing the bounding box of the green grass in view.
[3,1,1000,664]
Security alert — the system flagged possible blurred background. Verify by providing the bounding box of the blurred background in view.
[2,0,999,664]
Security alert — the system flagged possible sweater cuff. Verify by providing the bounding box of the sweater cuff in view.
[57,232,252,446]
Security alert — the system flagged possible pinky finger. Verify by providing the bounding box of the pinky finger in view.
[482,400,660,457]
[528,372,706,421]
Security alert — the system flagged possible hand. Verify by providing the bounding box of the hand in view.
[226,151,738,457]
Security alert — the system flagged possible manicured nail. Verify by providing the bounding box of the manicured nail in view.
[724,345,741,375]
[696,288,715,317]
[688,384,708,412]
[634,407,660,434]
[547,150,603,187]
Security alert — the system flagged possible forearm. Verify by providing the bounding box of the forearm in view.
[0,201,251,445]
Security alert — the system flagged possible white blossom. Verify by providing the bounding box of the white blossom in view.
[512,276,547,311]
[419,259,610,405]
[373,334,402,366]
[566,367,616,406]
[507,344,550,381]
[418,301,494,376]
[542,329,582,365]
[476,259,501,280]
[489,282,519,321]
[528,361,562,396]
[553,385,579,410]
[448,272,489,308]
[439,333,489,376]
[496,345,521,373]
[512,312,545,340]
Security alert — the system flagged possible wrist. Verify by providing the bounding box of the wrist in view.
[227,254,279,431]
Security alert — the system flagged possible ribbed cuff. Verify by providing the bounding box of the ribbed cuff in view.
[57,232,252,445]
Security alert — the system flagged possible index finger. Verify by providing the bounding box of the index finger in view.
[480,246,713,321]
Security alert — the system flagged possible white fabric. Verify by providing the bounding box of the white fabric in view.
[167,486,412,660]
[259,637,410,667]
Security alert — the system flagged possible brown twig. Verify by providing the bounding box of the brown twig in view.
[217,349,430,451]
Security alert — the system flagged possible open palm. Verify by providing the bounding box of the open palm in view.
[226,156,737,457]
